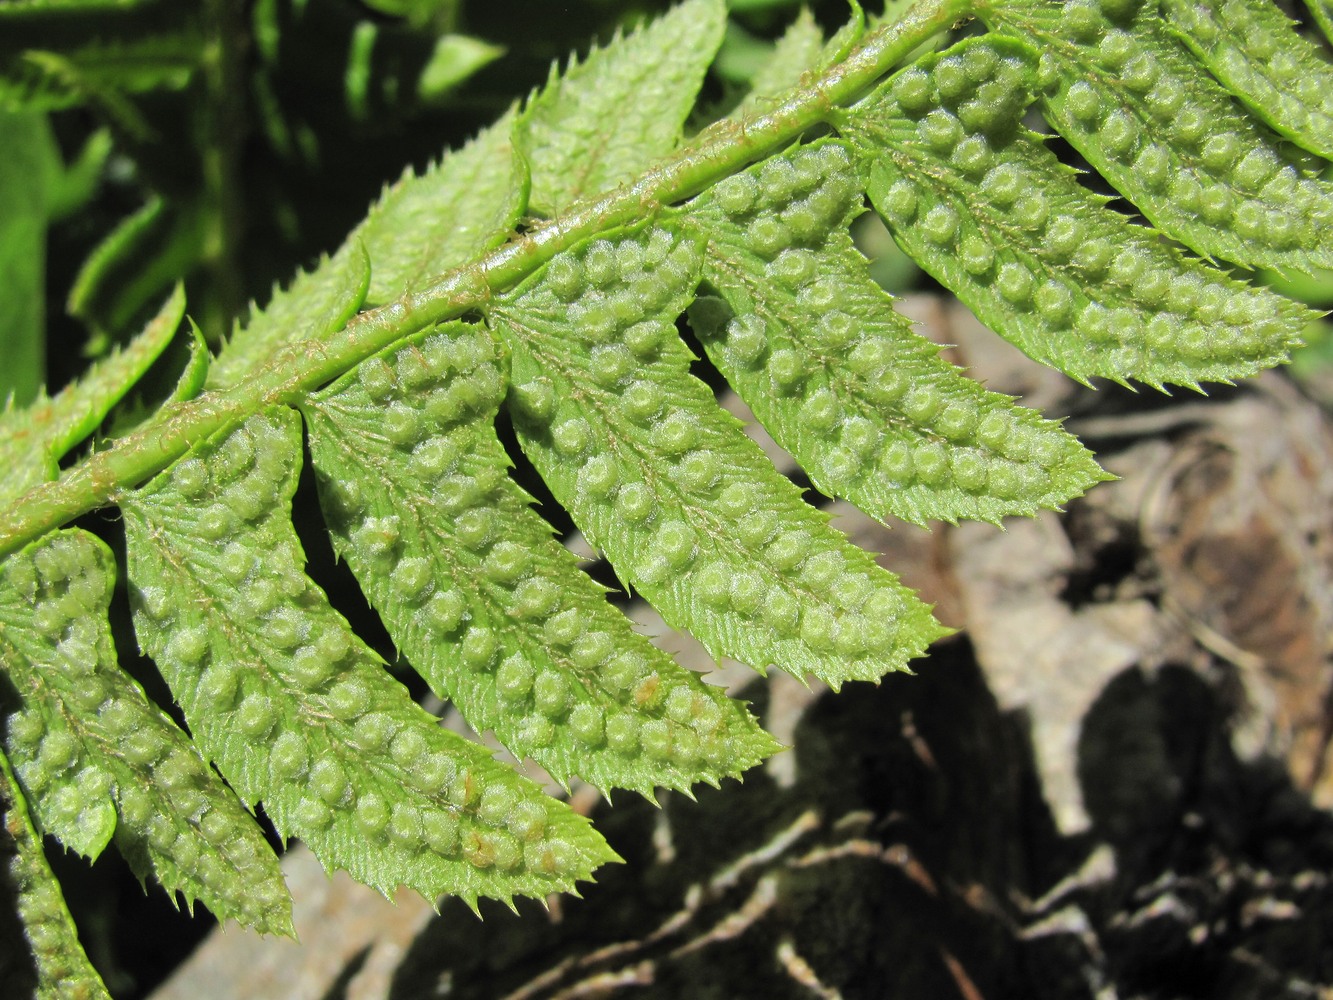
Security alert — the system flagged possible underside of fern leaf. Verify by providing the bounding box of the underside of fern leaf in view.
[840,35,1311,389]
[979,0,1333,273]
[679,138,1108,524]
[121,407,613,906]
[304,322,780,796]
[1,746,111,1000]
[1,0,1328,987]
[492,224,946,688]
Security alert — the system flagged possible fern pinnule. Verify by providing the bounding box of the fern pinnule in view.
[681,137,1108,527]
[730,8,826,120]
[1,746,110,1000]
[120,408,615,905]
[339,110,525,311]
[1163,0,1333,161]
[516,0,726,214]
[207,246,371,393]
[1,529,292,933]
[305,323,780,797]
[842,36,1313,389]
[980,0,1333,274]
[210,111,522,391]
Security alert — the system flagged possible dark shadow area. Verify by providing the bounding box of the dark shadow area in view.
[1075,664,1333,1000]
[383,642,1333,1000]
[316,945,372,1000]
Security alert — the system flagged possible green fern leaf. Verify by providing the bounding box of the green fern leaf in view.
[305,323,779,796]
[680,139,1107,526]
[840,36,1311,388]
[209,112,522,390]
[1162,0,1333,161]
[1306,0,1333,45]
[208,244,369,391]
[0,529,293,932]
[491,225,946,689]
[335,110,525,308]
[0,747,111,1000]
[730,9,826,119]
[0,285,183,503]
[120,408,614,905]
[516,0,726,214]
[979,0,1333,272]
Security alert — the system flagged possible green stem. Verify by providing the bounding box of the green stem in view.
[0,0,970,559]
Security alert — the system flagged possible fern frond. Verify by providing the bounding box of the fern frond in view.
[120,407,614,903]
[67,198,204,346]
[2,1,1327,983]
[841,36,1313,388]
[980,0,1333,273]
[0,25,200,116]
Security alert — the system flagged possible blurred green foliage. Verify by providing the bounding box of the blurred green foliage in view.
[0,0,849,415]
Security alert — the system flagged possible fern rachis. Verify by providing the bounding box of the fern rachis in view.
[0,0,1326,993]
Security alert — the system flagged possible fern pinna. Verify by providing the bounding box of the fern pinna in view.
[0,0,1326,992]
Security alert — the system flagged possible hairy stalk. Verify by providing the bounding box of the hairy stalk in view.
[0,0,968,559]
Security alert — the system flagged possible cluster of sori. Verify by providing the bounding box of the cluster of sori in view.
[983,0,1333,272]
[306,323,779,799]
[841,36,1308,388]
[1,530,289,930]
[490,225,943,692]
[123,407,611,905]
[683,137,1104,526]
